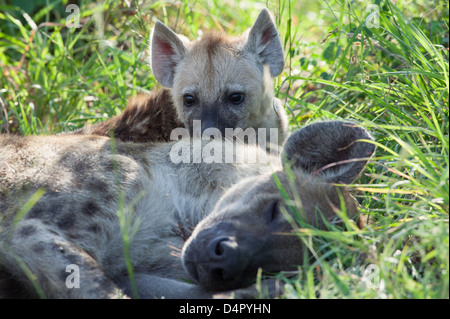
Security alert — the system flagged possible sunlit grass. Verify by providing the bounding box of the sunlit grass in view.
[0,0,448,299]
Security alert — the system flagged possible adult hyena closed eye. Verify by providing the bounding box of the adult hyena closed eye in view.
[0,121,375,298]
[70,9,289,147]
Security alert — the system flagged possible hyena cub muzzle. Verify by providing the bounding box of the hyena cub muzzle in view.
[151,8,289,144]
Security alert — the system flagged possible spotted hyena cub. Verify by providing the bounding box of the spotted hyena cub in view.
[0,121,375,298]
[74,9,288,146]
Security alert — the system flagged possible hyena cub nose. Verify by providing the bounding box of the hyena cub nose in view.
[150,8,289,144]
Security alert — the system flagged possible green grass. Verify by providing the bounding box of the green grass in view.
[0,0,448,299]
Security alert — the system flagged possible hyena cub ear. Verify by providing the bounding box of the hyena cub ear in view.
[151,8,284,87]
[282,121,376,184]
[244,8,284,77]
[150,21,188,87]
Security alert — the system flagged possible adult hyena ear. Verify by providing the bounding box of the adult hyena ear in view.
[150,21,188,88]
[244,8,284,77]
[282,121,376,184]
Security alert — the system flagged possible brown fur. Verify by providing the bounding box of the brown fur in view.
[70,89,183,142]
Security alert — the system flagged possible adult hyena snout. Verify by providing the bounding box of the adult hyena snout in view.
[208,236,238,261]
[182,223,261,291]
[206,236,244,285]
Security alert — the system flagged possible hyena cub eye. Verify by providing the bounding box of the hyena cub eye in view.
[228,92,245,105]
[183,94,196,107]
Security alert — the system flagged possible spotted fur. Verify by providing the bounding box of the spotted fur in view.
[0,121,374,298]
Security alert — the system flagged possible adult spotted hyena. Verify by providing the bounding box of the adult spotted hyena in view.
[74,9,289,146]
[0,121,374,298]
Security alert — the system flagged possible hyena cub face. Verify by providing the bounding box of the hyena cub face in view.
[182,121,375,291]
[151,9,288,141]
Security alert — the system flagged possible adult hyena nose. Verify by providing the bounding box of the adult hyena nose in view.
[182,224,256,291]
[205,236,243,285]
[208,236,238,260]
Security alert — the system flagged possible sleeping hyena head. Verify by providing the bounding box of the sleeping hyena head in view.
[151,8,289,144]
[181,121,376,292]
[0,120,375,298]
